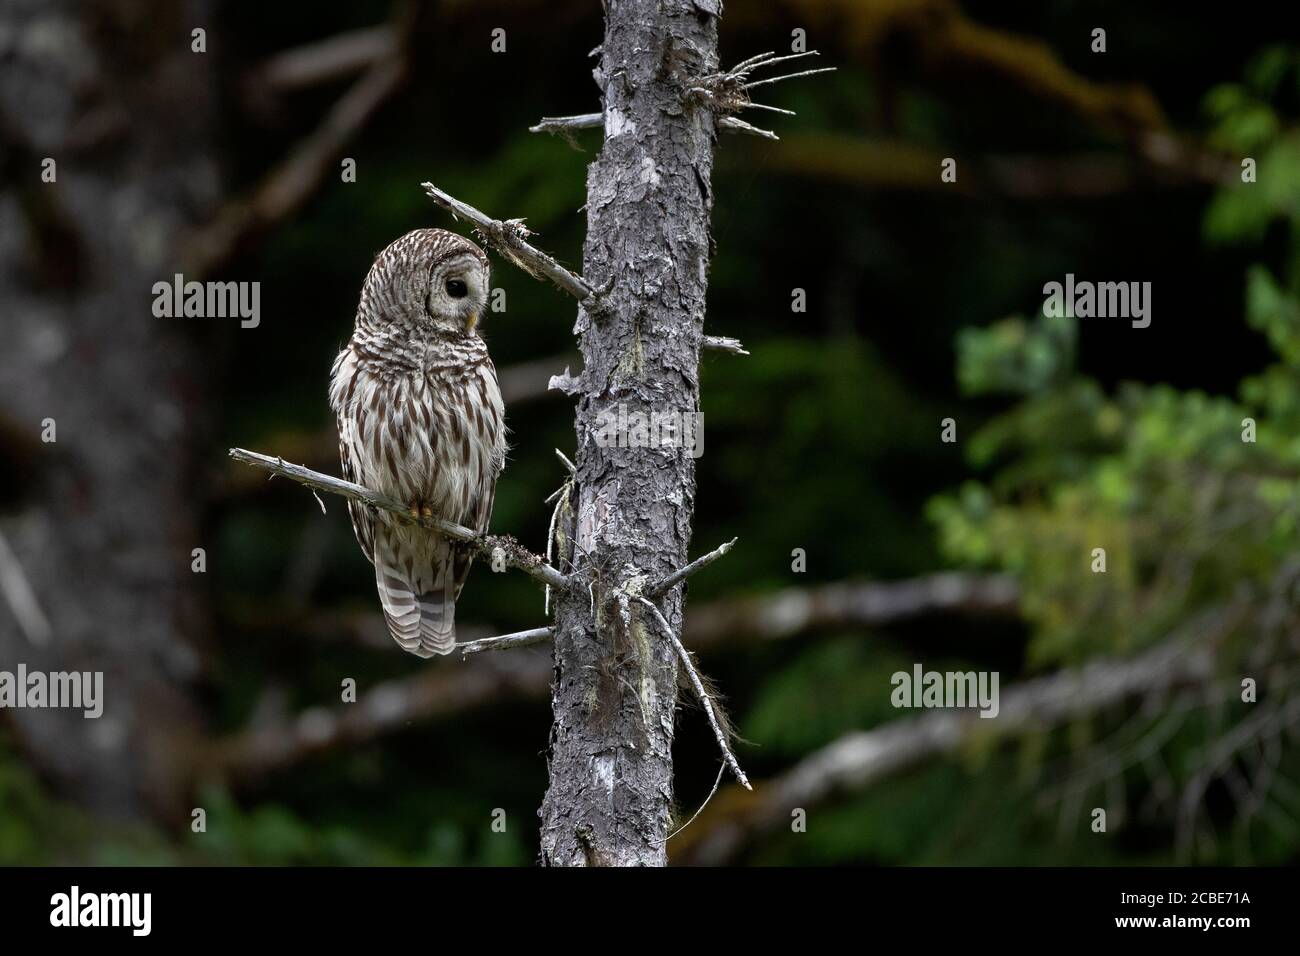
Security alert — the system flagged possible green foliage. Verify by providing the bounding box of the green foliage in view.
[744,637,919,758]
[0,736,177,865]
[931,47,1300,667]
[957,311,1077,397]
[0,735,528,866]
[697,335,953,587]
[917,48,1300,864]
[932,298,1300,667]
[749,755,1166,866]
[0,741,56,864]
[1244,264,1300,369]
[188,786,526,866]
[1204,47,1300,245]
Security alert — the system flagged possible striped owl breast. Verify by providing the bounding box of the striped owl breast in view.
[414,354,505,522]
[335,342,504,525]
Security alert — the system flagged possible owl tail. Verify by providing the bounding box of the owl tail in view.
[374,529,457,658]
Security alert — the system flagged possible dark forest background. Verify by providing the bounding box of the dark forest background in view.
[2,0,1299,865]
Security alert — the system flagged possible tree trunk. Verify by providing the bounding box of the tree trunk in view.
[539,0,719,866]
[0,0,215,820]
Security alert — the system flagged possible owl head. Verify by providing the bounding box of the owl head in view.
[358,228,491,336]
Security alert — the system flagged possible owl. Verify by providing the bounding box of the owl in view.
[329,229,507,657]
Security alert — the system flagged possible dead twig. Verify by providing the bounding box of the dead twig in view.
[636,596,751,790]
[648,537,737,597]
[421,183,593,302]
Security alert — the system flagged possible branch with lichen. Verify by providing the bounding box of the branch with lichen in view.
[532,51,837,144]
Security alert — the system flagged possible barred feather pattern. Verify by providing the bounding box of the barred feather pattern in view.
[329,229,506,657]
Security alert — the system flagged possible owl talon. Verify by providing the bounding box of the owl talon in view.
[420,505,434,519]
[408,504,421,521]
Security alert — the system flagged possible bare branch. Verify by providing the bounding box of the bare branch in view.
[0,531,52,646]
[702,334,749,355]
[673,632,1221,865]
[686,572,1020,643]
[738,101,796,116]
[248,25,398,94]
[744,67,838,90]
[530,112,778,140]
[687,49,835,127]
[714,117,778,140]
[497,353,581,405]
[544,453,576,616]
[727,50,780,74]
[184,35,409,278]
[211,572,1023,780]
[548,366,582,395]
[761,133,1230,198]
[656,763,726,846]
[227,448,569,591]
[723,50,834,88]
[207,650,553,784]
[459,627,553,656]
[736,50,822,73]
[421,183,593,301]
[637,597,751,790]
[648,537,737,597]
[277,572,1020,656]
[1177,687,1300,859]
[458,569,1019,658]
[529,113,601,135]
[772,0,1240,185]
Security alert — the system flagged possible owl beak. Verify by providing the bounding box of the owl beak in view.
[465,311,480,333]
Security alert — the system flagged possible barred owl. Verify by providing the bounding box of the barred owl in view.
[329,229,506,657]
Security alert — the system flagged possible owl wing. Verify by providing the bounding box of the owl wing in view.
[338,421,375,565]
[449,357,506,601]
[449,472,496,604]
[332,348,376,565]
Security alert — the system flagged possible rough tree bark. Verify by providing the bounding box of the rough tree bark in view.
[0,0,215,818]
[0,0,430,825]
[538,0,721,866]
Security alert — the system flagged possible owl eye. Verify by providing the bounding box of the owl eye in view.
[445,278,468,299]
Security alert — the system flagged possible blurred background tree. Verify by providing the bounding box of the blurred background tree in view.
[1,0,1297,865]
